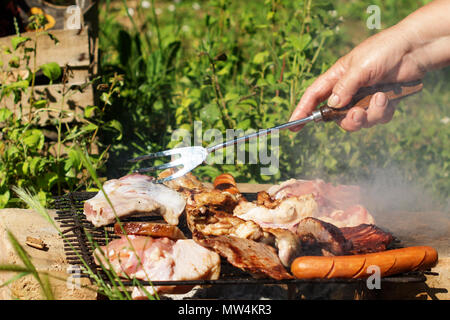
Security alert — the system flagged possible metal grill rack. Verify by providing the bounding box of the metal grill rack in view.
[53,192,428,287]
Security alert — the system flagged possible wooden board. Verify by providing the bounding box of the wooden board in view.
[237,183,274,193]
[0,26,95,124]
[0,28,91,72]
[2,82,93,125]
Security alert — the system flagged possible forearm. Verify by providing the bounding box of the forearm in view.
[395,0,450,70]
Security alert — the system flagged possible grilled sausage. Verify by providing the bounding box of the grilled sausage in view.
[114,222,186,240]
[291,246,438,279]
[214,173,240,194]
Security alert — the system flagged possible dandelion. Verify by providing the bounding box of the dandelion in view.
[127,7,135,16]
[440,117,449,124]
[155,8,162,15]
[174,0,181,3]
[168,4,175,12]
[141,0,151,9]
[182,25,190,33]
[192,2,200,10]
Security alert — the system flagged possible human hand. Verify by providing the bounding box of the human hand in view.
[289,26,426,132]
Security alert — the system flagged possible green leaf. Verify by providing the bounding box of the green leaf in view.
[224,92,239,102]
[8,56,20,68]
[66,148,82,172]
[46,32,60,45]
[105,120,123,140]
[84,105,99,118]
[22,161,29,175]
[37,172,59,190]
[29,157,42,176]
[39,62,61,82]
[0,108,13,122]
[4,80,29,91]
[11,36,31,50]
[22,129,45,150]
[0,190,10,208]
[33,100,47,109]
[253,51,269,64]
[81,123,98,132]
[100,92,112,105]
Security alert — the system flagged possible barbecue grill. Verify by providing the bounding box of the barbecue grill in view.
[53,191,431,299]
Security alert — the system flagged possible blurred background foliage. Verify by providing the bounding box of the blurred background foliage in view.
[98,0,448,209]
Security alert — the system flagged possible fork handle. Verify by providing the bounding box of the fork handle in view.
[207,80,423,153]
[317,79,423,122]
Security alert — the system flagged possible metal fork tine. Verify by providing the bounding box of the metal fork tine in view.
[135,158,184,173]
[155,167,192,183]
[128,149,183,163]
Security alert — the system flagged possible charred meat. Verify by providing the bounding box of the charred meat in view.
[340,224,394,254]
[193,232,292,280]
[295,217,353,256]
[114,222,186,240]
[263,228,303,267]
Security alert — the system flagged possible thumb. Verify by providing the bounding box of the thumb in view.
[327,71,366,108]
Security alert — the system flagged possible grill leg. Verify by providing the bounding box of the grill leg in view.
[287,284,297,300]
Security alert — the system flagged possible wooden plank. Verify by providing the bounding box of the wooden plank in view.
[0,28,90,71]
[0,68,91,86]
[237,183,274,193]
[2,82,93,125]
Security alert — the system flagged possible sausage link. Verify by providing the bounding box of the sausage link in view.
[214,173,240,194]
[291,246,438,279]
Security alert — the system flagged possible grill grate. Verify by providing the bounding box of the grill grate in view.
[53,191,428,287]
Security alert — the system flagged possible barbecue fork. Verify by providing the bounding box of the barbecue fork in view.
[129,80,423,183]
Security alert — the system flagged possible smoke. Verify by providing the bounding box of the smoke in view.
[355,166,443,213]
[353,165,449,255]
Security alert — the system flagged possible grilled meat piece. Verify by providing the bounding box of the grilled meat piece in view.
[267,179,360,208]
[233,194,318,231]
[185,175,298,272]
[256,191,281,209]
[84,174,186,227]
[263,228,302,267]
[295,217,352,256]
[93,235,221,297]
[267,179,375,227]
[186,205,267,242]
[193,232,292,280]
[318,205,375,228]
[340,224,394,254]
[114,222,186,240]
[158,168,211,192]
[187,189,241,213]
